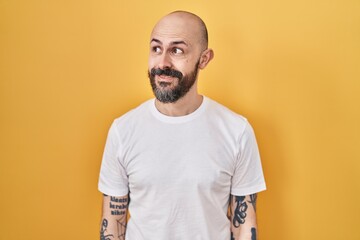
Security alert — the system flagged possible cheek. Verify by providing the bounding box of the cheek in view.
[148,57,154,70]
[148,54,159,69]
[173,58,189,69]
[180,62,195,74]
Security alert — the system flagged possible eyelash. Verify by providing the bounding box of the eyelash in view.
[151,46,184,55]
[172,48,183,54]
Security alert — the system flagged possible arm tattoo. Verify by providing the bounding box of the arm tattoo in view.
[109,196,128,216]
[109,197,128,239]
[102,196,128,240]
[233,196,248,227]
[100,219,114,240]
[251,227,257,240]
[248,193,257,212]
[116,219,126,240]
[230,227,257,240]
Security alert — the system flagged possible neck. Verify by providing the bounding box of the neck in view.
[155,89,203,117]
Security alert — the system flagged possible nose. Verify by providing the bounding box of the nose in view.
[158,53,172,69]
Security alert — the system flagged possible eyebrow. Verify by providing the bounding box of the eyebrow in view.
[150,38,188,46]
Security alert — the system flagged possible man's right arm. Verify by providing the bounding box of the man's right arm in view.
[100,194,129,240]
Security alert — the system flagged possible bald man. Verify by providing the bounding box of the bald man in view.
[98,11,266,240]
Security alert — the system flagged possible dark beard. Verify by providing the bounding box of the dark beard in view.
[148,61,200,103]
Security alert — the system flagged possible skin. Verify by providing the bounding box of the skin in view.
[100,11,259,240]
[100,194,128,240]
[229,194,258,240]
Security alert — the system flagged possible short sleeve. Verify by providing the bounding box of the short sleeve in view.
[231,121,266,196]
[98,121,129,197]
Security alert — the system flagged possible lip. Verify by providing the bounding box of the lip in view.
[156,75,176,82]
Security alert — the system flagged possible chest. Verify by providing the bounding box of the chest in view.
[121,123,237,194]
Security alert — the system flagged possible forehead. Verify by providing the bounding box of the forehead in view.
[150,14,202,47]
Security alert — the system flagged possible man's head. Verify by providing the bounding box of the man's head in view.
[148,11,214,103]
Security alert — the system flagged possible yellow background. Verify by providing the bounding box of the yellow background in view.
[1,0,359,239]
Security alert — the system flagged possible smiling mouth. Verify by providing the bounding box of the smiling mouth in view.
[156,76,177,88]
[157,75,176,82]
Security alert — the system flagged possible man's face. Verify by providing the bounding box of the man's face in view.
[148,14,204,103]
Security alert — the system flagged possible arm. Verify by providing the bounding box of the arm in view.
[229,193,258,240]
[100,194,129,240]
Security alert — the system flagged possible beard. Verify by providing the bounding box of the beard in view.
[148,61,200,103]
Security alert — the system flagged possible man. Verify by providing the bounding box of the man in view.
[98,11,266,240]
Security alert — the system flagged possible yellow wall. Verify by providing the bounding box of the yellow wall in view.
[1,0,359,239]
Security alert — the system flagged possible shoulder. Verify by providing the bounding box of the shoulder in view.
[112,98,154,131]
[203,97,258,148]
[205,97,249,128]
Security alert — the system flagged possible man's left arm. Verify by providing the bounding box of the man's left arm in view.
[229,193,258,240]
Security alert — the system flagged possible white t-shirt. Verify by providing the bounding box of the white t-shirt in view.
[98,96,266,240]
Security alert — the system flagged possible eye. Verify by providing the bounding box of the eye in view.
[172,48,184,55]
[152,46,162,54]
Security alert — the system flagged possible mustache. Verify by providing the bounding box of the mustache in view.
[150,68,183,79]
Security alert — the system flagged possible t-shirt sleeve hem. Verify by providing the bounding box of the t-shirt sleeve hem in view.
[231,182,267,196]
[98,184,129,197]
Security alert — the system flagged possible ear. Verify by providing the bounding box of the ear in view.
[198,48,214,69]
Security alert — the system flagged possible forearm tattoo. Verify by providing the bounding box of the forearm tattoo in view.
[248,194,257,212]
[251,227,257,240]
[230,228,257,240]
[109,196,128,216]
[110,197,128,239]
[116,219,126,240]
[101,195,128,240]
[230,194,259,239]
[100,218,114,240]
[233,196,248,227]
